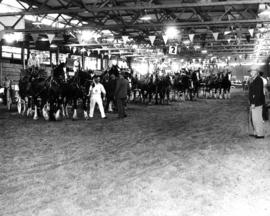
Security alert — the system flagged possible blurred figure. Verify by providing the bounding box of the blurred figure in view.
[27,52,40,69]
[105,74,117,113]
[3,76,11,105]
[114,72,129,118]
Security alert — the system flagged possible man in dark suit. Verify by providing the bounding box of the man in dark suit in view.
[248,69,265,138]
[105,74,117,113]
[114,72,129,118]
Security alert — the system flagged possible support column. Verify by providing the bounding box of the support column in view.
[82,53,85,70]
[100,53,103,70]
[56,47,59,65]
[21,43,25,69]
[0,42,2,85]
[50,50,52,67]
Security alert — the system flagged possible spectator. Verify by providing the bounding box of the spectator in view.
[3,76,11,105]
[114,72,129,118]
[105,74,117,113]
[248,69,265,138]
[27,52,40,69]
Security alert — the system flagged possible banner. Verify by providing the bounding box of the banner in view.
[248,28,254,37]
[162,35,168,44]
[189,34,195,43]
[213,32,219,41]
[32,33,39,42]
[47,33,55,44]
[149,35,156,46]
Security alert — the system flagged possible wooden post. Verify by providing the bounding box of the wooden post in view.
[50,50,52,67]
[21,44,25,69]
[56,47,59,65]
[82,53,85,70]
[0,42,2,85]
[100,53,103,70]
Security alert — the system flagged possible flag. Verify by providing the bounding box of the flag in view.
[149,35,156,46]
[248,29,254,37]
[32,33,39,42]
[162,35,168,44]
[47,33,55,43]
[213,32,219,41]
[189,34,195,43]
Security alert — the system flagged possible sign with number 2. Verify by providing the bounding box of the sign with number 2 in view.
[169,46,177,55]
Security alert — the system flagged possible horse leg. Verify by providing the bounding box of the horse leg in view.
[17,96,22,114]
[33,98,39,120]
[166,90,170,104]
[42,102,49,121]
[62,102,66,118]
[26,97,33,117]
[82,97,89,120]
[228,88,231,99]
[63,98,69,118]
[72,99,78,120]
[54,97,62,121]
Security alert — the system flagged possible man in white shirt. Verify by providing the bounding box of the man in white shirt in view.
[88,76,107,119]
[27,52,40,68]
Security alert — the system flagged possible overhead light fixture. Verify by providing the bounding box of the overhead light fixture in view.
[194,45,201,50]
[40,37,48,41]
[140,10,152,21]
[32,16,42,25]
[201,49,208,54]
[50,44,57,48]
[140,15,152,21]
[165,26,179,39]
[183,40,191,45]
[3,32,23,43]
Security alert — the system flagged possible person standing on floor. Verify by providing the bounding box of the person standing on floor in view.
[248,69,265,138]
[88,76,107,119]
[105,74,117,113]
[114,72,129,118]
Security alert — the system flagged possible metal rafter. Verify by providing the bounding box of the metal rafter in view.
[6,19,270,33]
[1,0,270,16]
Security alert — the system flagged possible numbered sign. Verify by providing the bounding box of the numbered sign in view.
[169,46,177,55]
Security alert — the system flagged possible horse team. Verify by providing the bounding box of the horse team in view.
[16,64,231,121]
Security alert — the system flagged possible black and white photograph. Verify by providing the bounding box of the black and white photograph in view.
[1,0,270,215]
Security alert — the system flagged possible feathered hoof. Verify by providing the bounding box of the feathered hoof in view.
[54,110,61,121]
[33,115,39,120]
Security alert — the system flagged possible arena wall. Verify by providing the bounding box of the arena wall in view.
[0,60,22,85]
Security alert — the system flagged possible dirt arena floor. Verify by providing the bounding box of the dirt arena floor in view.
[1,89,270,216]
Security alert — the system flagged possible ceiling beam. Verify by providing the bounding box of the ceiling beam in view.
[1,0,270,16]
[6,19,270,33]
